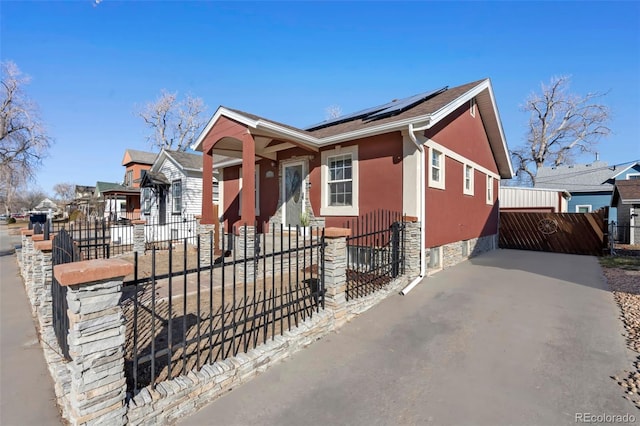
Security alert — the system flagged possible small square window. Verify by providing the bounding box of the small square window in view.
[462,240,469,257]
[428,247,442,269]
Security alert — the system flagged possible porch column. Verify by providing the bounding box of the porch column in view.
[202,149,215,224]
[240,132,256,225]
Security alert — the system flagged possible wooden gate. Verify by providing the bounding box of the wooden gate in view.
[499,209,608,256]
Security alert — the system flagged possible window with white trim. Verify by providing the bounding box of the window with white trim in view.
[429,148,445,189]
[627,173,640,180]
[470,98,476,118]
[321,145,359,216]
[142,188,152,215]
[172,180,182,213]
[576,205,592,213]
[463,164,474,195]
[486,175,493,205]
[328,154,352,207]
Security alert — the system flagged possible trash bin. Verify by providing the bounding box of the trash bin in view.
[30,213,47,224]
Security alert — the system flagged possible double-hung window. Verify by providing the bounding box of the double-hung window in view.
[172,180,182,214]
[464,164,474,195]
[328,154,352,207]
[321,145,359,216]
[429,148,445,189]
[486,175,494,205]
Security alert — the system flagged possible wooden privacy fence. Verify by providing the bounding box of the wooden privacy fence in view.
[499,210,608,256]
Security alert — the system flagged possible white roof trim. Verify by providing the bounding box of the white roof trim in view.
[611,162,640,179]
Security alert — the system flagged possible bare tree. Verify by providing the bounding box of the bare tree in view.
[0,61,53,186]
[325,104,342,120]
[511,76,611,185]
[15,188,49,212]
[53,182,75,204]
[138,90,207,152]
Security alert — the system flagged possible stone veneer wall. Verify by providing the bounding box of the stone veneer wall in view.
[19,233,73,423]
[18,231,133,426]
[426,233,498,272]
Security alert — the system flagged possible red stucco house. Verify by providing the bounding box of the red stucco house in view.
[193,78,513,273]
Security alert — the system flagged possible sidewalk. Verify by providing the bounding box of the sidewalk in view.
[0,225,61,426]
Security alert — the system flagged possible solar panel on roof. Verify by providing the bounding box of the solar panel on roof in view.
[304,86,449,131]
[365,87,448,120]
[304,99,398,131]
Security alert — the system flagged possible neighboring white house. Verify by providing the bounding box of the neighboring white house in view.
[140,149,237,225]
[499,186,571,213]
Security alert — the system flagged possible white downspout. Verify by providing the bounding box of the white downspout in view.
[401,122,428,295]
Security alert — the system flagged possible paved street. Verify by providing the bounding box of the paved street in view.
[182,249,636,426]
[0,224,61,426]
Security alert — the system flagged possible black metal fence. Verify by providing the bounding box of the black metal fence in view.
[143,214,198,250]
[609,222,640,255]
[52,229,81,360]
[123,223,325,392]
[344,210,406,301]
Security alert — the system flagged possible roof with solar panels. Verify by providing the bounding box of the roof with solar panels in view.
[192,78,513,178]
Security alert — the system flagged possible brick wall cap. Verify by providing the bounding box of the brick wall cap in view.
[21,229,34,236]
[324,227,351,238]
[404,216,419,223]
[32,233,56,242]
[34,240,53,251]
[54,258,133,287]
[131,219,146,225]
[194,215,202,220]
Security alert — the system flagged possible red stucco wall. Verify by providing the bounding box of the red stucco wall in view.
[424,103,500,247]
[315,132,404,228]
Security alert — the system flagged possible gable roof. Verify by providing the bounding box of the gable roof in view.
[611,161,640,180]
[193,78,513,178]
[165,150,203,171]
[535,161,615,192]
[35,198,57,210]
[95,181,139,195]
[151,149,239,174]
[122,149,157,166]
[611,180,640,205]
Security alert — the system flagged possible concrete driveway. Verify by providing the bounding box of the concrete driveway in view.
[181,249,636,426]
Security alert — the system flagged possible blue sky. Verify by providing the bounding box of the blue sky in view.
[2,1,639,195]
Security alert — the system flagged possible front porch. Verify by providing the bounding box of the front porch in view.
[197,113,322,234]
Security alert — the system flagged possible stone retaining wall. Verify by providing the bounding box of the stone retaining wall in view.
[16,221,423,425]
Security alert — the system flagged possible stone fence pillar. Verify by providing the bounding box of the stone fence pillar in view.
[403,217,422,279]
[322,227,351,327]
[237,225,256,280]
[196,215,215,266]
[53,258,133,426]
[132,220,145,255]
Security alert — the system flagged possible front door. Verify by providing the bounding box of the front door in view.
[283,162,304,228]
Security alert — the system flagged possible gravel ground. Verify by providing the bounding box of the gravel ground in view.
[603,259,640,409]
